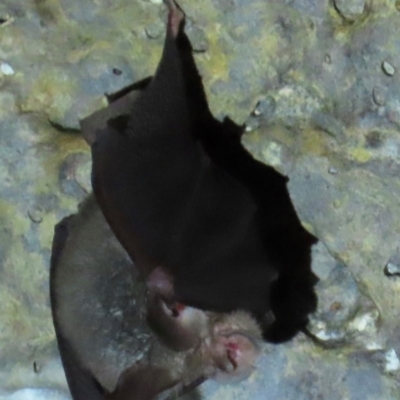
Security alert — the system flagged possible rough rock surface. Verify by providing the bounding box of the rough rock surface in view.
[0,0,399,399]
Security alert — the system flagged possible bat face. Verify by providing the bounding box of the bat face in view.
[81,0,318,342]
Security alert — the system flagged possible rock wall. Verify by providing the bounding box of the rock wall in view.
[0,0,399,398]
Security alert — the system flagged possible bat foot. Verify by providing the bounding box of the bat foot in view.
[164,0,185,38]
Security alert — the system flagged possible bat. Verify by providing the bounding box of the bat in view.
[50,194,263,400]
[80,0,318,342]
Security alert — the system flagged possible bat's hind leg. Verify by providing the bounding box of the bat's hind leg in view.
[164,0,185,38]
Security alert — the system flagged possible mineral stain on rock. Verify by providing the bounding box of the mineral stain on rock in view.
[365,130,384,149]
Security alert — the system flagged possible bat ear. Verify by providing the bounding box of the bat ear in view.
[213,332,261,383]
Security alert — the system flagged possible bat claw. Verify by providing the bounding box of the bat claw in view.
[164,0,185,38]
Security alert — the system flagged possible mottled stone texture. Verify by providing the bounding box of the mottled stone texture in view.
[0,0,399,399]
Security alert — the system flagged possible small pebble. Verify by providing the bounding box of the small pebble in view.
[382,61,395,76]
[328,167,338,175]
[244,117,260,132]
[33,361,41,373]
[145,22,164,39]
[0,62,15,75]
[330,301,342,311]
[27,206,44,224]
[149,0,163,4]
[384,349,400,373]
[186,25,208,53]
[384,262,400,276]
[251,96,277,119]
[372,86,386,106]
[334,0,365,21]
[324,55,331,64]
[245,124,254,132]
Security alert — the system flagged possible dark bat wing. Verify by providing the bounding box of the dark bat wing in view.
[89,1,277,318]
[55,329,107,400]
[50,218,108,400]
[88,0,318,340]
[80,89,140,146]
[80,77,153,146]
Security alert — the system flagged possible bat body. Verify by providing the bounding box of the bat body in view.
[84,0,318,342]
[50,194,263,400]
[89,0,276,325]
[50,2,319,398]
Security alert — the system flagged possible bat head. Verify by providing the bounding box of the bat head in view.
[209,311,263,383]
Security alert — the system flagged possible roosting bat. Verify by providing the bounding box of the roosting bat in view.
[50,194,263,400]
[88,0,276,326]
[81,0,318,342]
